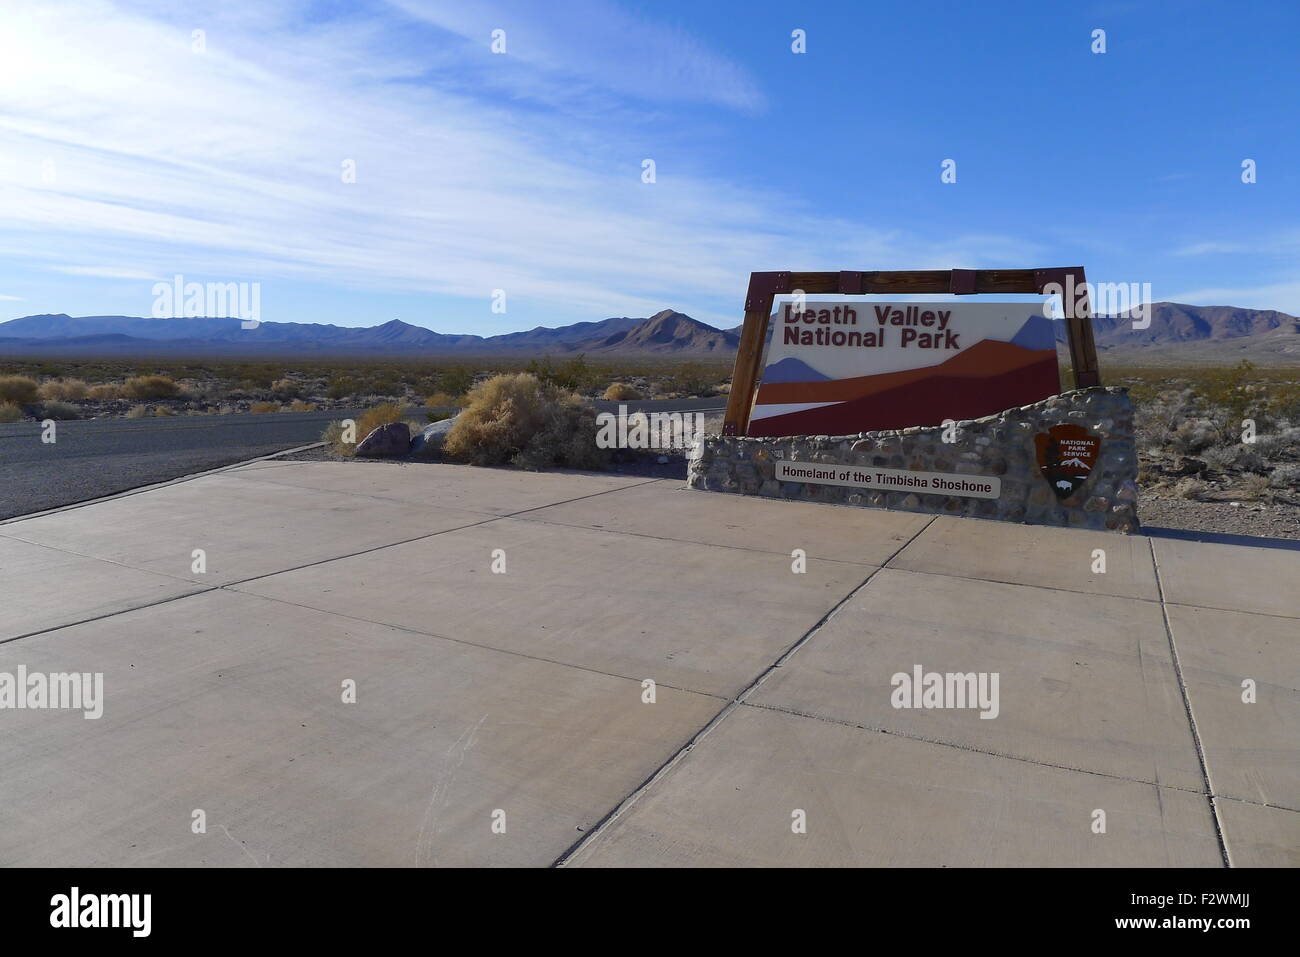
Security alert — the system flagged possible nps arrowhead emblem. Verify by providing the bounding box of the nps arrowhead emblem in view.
[1035,424,1100,500]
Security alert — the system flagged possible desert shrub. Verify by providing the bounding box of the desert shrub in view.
[271,377,301,398]
[287,400,317,412]
[125,404,150,418]
[1192,360,1260,428]
[0,375,39,404]
[122,375,180,399]
[426,410,454,423]
[438,366,475,397]
[355,402,403,439]
[444,373,609,471]
[424,391,464,408]
[525,354,599,393]
[1252,426,1300,462]
[152,406,175,417]
[603,382,642,401]
[249,401,280,414]
[321,420,353,453]
[39,378,89,400]
[657,362,719,397]
[0,402,23,422]
[327,376,358,399]
[88,383,124,400]
[1169,418,1217,455]
[1237,474,1272,499]
[1269,463,1300,489]
[1174,478,1209,500]
[1201,446,1239,471]
[40,400,80,420]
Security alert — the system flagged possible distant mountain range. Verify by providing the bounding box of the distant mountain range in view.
[0,309,737,357]
[1054,301,1300,363]
[0,302,1294,361]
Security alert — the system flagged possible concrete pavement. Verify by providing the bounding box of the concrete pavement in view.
[0,460,1295,866]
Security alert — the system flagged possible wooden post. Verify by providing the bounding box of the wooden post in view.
[723,271,789,436]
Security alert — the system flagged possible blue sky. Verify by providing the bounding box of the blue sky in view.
[1,0,1297,334]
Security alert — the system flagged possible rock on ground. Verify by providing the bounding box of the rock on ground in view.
[355,421,410,457]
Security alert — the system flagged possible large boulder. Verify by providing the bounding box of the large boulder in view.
[355,421,411,457]
[408,416,458,460]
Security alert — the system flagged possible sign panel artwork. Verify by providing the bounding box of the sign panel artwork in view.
[748,300,1061,437]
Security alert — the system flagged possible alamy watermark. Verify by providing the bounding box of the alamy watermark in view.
[595,405,706,450]
[891,665,999,719]
[151,273,260,328]
[1040,276,1154,329]
[0,667,103,719]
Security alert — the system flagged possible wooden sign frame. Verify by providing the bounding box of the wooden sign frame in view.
[721,267,1100,436]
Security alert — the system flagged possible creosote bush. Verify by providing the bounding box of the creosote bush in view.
[39,378,89,400]
[0,402,23,423]
[0,375,39,404]
[444,373,609,471]
[355,402,404,440]
[603,382,642,401]
[122,375,181,400]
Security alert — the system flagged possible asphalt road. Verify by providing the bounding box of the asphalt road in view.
[0,410,361,521]
[0,399,727,521]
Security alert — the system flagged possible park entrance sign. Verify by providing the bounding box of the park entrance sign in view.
[697,268,1140,534]
[749,299,1060,437]
[721,268,1101,437]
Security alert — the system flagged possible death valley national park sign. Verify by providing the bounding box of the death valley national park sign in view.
[748,300,1061,437]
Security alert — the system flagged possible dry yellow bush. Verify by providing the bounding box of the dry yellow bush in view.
[602,382,642,401]
[355,402,403,438]
[0,402,23,423]
[122,375,181,399]
[249,401,280,414]
[424,392,463,408]
[88,383,123,400]
[39,378,90,400]
[444,373,608,471]
[0,375,39,404]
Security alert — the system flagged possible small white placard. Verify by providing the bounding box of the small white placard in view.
[775,460,1000,499]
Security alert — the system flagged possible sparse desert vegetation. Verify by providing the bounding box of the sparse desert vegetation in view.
[0,354,732,423]
[1112,361,1299,506]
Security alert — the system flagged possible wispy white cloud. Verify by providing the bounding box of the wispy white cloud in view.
[0,0,1039,326]
[385,0,766,113]
[0,294,25,301]
[54,266,162,280]
[1162,279,1300,314]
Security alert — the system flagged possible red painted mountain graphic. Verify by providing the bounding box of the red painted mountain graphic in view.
[748,341,1060,437]
[756,339,1053,406]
